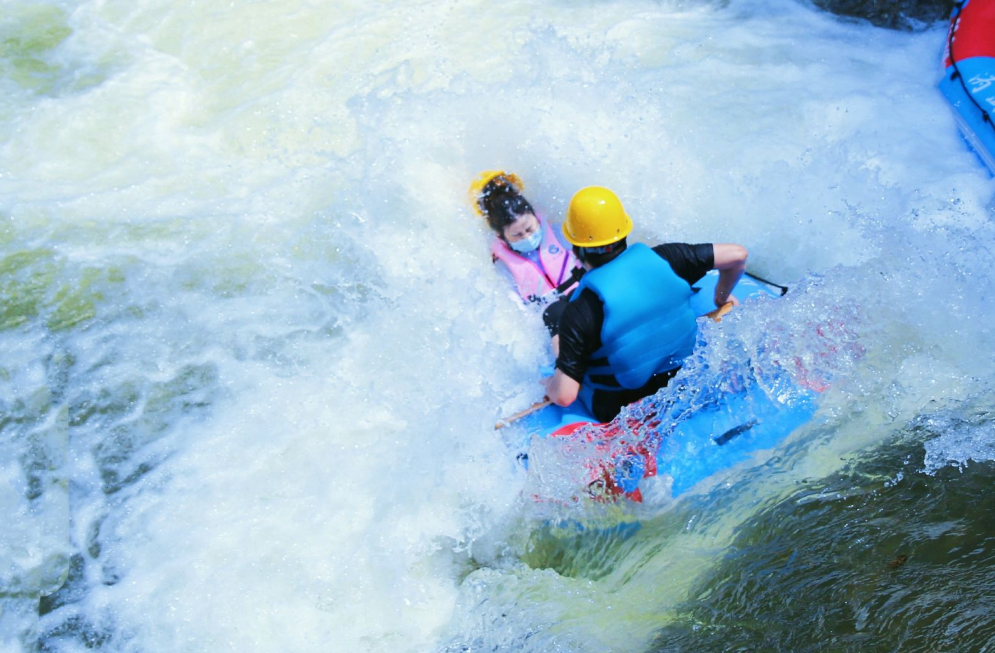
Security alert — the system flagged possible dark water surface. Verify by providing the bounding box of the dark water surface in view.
[651,418,995,651]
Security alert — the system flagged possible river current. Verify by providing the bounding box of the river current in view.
[2,0,995,651]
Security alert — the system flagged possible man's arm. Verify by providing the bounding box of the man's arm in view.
[543,369,580,407]
[542,289,601,408]
[712,243,748,308]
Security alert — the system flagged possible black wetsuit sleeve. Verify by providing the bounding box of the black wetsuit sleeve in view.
[541,296,570,336]
[652,243,714,285]
[554,289,603,383]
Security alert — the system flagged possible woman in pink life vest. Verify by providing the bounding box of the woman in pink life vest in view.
[469,171,584,353]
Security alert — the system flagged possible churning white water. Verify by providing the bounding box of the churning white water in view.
[2,0,994,651]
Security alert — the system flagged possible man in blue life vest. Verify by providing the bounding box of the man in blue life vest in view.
[542,186,748,423]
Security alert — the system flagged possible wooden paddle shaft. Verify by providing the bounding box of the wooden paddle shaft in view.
[495,398,551,430]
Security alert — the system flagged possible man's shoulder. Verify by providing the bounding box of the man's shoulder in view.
[559,288,603,335]
[650,242,715,285]
[651,241,700,257]
[563,288,602,317]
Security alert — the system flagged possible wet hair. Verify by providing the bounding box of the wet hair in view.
[479,180,535,238]
[573,238,627,268]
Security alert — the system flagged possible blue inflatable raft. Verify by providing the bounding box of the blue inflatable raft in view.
[938,0,995,175]
[518,271,819,503]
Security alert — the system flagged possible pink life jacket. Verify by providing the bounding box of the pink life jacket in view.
[491,216,582,303]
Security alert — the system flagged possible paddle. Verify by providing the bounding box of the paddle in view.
[704,268,789,322]
[704,301,735,322]
[495,398,551,430]
[745,271,788,296]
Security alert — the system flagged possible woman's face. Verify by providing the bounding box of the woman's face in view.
[502,212,540,243]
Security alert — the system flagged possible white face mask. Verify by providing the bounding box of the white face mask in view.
[509,228,542,253]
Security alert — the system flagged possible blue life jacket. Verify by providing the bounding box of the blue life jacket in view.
[573,243,698,410]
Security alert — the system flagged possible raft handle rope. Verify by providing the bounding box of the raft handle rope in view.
[947,1,995,132]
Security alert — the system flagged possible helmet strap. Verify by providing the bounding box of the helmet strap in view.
[573,239,627,267]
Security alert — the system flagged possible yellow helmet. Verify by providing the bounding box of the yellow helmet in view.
[468,170,524,217]
[562,186,632,247]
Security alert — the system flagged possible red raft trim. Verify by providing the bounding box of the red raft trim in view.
[944,0,995,67]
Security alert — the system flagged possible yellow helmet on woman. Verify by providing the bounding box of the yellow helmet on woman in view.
[562,186,632,247]
[468,170,524,217]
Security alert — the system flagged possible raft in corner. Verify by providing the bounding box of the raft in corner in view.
[938,0,995,176]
